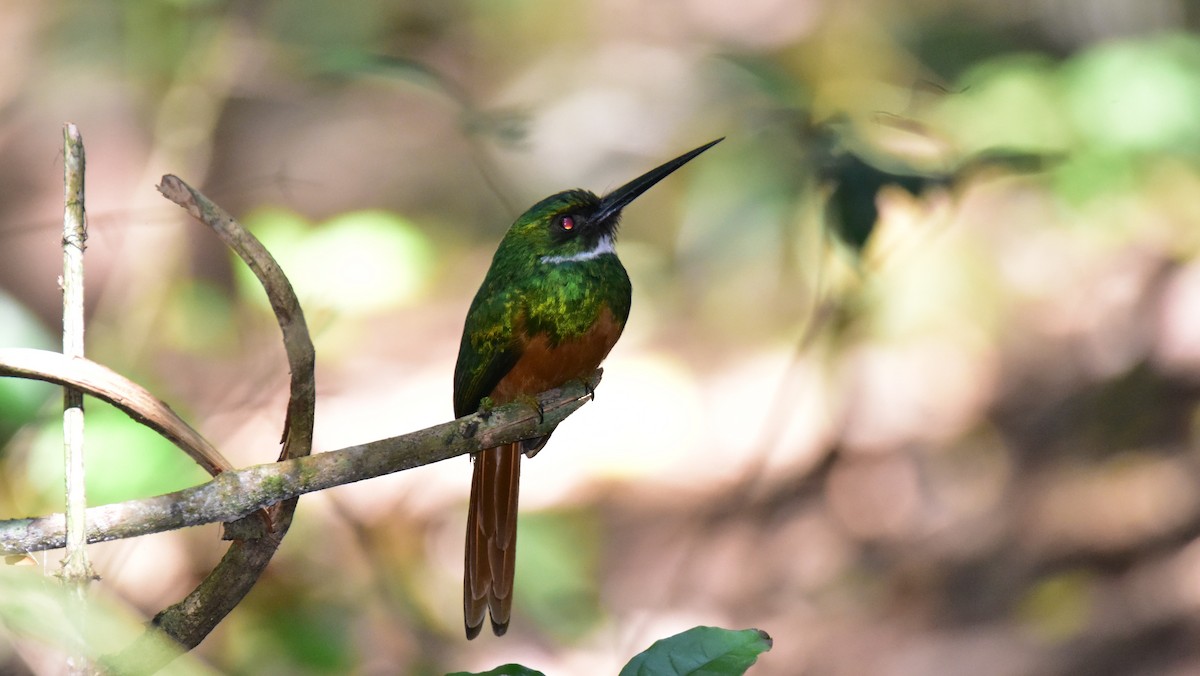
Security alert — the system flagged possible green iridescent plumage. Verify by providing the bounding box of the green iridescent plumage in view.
[453,189,632,418]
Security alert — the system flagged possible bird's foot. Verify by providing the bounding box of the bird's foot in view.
[514,393,545,425]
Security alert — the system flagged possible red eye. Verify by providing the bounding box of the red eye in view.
[558,215,575,231]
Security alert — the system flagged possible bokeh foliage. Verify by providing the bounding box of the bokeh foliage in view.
[1,0,1199,674]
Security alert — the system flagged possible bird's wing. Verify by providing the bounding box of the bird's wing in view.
[453,286,522,418]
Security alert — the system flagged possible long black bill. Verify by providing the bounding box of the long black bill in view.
[593,137,724,224]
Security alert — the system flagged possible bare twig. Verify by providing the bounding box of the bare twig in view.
[0,348,233,477]
[60,123,92,675]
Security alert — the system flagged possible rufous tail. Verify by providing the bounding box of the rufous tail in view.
[464,442,520,639]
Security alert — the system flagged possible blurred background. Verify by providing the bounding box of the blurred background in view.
[2,0,1200,674]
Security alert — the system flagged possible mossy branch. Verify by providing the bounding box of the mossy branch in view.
[0,373,598,554]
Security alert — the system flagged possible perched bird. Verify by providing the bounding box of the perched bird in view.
[454,138,722,638]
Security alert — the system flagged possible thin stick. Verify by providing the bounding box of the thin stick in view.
[61,123,93,673]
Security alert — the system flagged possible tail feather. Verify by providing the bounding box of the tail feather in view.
[463,455,489,640]
[464,443,521,638]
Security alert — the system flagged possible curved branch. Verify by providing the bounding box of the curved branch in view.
[156,174,317,462]
[105,175,319,672]
[0,348,233,477]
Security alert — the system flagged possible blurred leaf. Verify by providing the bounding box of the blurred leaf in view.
[814,105,1059,256]
[0,291,54,450]
[118,1,223,87]
[938,53,1070,155]
[335,53,462,104]
[0,291,52,350]
[26,399,208,505]
[1064,35,1200,154]
[959,147,1062,176]
[266,603,354,672]
[619,626,773,676]
[162,280,238,353]
[446,664,546,676]
[320,51,531,147]
[514,510,601,640]
[913,14,1049,81]
[717,54,812,108]
[1052,147,1140,205]
[1017,571,1094,642]
[823,151,941,254]
[0,379,51,457]
[224,590,356,674]
[0,566,216,675]
[239,207,435,316]
[269,0,389,52]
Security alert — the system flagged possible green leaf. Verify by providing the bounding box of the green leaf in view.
[619,626,773,676]
[446,664,546,676]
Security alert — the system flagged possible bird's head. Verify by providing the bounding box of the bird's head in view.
[497,138,723,265]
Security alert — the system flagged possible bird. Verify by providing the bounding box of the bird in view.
[454,138,723,639]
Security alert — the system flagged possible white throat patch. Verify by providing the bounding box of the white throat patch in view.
[539,235,615,265]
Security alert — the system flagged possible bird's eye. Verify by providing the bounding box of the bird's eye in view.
[557,215,575,232]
